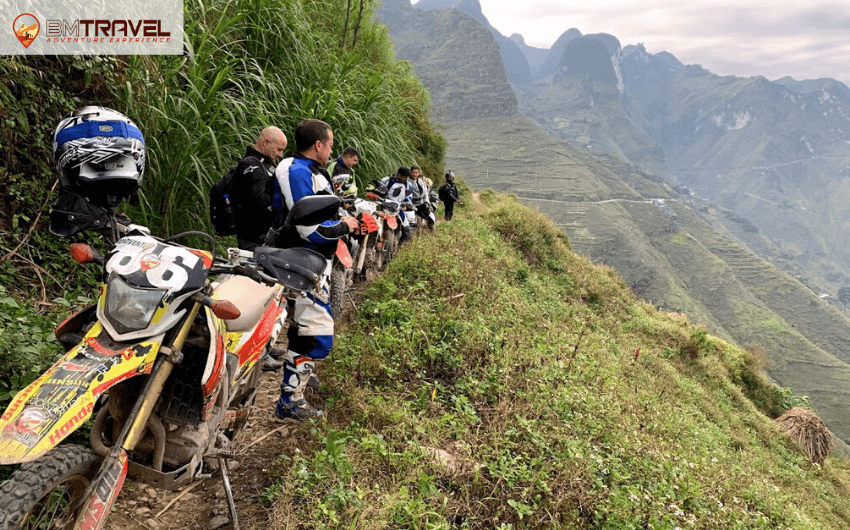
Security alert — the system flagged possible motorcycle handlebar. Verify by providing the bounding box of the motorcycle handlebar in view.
[209,263,279,287]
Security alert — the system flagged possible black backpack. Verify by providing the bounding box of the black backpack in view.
[209,156,259,236]
[438,183,453,202]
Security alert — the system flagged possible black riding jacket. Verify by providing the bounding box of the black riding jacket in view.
[232,146,276,247]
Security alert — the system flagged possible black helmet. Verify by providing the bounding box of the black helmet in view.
[53,106,145,207]
[445,170,455,183]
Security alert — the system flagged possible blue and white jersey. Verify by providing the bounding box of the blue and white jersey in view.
[275,154,345,245]
[387,178,412,206]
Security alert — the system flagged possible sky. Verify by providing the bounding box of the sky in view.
[471,0,850,86]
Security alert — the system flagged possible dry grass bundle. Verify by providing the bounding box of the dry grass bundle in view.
[775,407,834,466]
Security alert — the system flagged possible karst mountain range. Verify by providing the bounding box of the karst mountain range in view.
[375,0,850,448]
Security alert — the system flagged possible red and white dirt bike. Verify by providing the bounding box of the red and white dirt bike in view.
[0,195,340,530]
[365,191,402,265]
[329,195,381,320]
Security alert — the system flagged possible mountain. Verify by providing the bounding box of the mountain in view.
[412,0,532,84]
[375,0,850,445]
[509,33,546,69]
[377,0,517,120]
[616,45,850,301]
[774,76,850,100]
[532,28,581,79]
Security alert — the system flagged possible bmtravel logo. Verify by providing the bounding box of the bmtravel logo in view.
[3,1,182,55]
[13,13,39,49]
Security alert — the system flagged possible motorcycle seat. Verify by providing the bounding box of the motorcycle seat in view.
[213,275,278,332]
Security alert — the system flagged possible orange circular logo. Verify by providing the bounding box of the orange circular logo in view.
[13,13,39,49]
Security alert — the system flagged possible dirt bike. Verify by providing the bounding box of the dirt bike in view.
[329,195,380,321]
[348,199,382,282]
[365,191,402,265]
[0,195,340,530]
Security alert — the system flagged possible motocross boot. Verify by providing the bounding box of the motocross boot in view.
[276,352,323,421]
[307,373,320,391]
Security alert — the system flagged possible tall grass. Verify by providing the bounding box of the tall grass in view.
[105,0,444,236]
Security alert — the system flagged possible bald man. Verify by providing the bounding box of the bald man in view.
[234,126,288,250]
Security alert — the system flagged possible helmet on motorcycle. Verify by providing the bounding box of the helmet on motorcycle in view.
[445,170,455,183]
[53,106,146,207]
[424,177,433,187]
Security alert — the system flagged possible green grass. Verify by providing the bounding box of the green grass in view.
[0,0,445,399]
[264,189,850,529]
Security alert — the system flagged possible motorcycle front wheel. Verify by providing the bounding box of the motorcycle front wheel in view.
[0,445,100,530]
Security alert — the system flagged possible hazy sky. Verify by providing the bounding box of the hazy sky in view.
[473,0,850,86]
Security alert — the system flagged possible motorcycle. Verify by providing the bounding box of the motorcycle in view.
[365,191,402,266]
[330,196,356,321]
[328,192,380,321]
[0,195,340,530]
[348,198,382,282]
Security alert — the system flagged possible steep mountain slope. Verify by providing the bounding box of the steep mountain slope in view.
[376,0,850,446]
[518,34,670,177]
[412,0,532,84]
[376,0,517,120]
[440,114,850,445]
[257,186,850,529]
[509,33,546,69]
[570,42,850,299]
[532,27,581,79]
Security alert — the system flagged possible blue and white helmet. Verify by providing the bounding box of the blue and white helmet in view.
[53,106,145,206]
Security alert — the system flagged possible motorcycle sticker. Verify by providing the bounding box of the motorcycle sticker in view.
[140,254,161,271]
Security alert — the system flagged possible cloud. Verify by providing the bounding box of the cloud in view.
[480,0,850,85]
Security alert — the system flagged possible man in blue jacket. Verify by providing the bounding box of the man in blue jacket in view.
[273,119,359,421]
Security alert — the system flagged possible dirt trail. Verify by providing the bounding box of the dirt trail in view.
[106,283,368,530]
[107,370,294,530]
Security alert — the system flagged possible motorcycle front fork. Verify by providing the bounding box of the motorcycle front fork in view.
[72,302,202,530]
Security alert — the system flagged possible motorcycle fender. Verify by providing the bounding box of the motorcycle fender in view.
[200,307,227,421]
[385,215,398,230]
[336,239,353,268]
[0,322,162,464]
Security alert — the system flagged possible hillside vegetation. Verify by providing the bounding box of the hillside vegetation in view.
[268,185,850,529]
[439,114,850,450]
[0,0,444,404]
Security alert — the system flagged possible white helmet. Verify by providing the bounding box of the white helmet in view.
[53,106,145,207]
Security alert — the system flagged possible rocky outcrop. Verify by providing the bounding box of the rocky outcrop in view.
[375,0,517,120]
[410,0,532,85]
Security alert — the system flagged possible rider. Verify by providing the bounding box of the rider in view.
[387,167,413,244]
[273,119,360,421]
[438,170,463,221]
[326,146,360,197]
[233,127,288,251]
[409,165,435,230]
